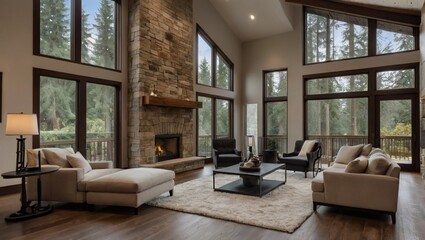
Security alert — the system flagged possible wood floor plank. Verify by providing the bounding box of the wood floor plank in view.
[1,164,425,240]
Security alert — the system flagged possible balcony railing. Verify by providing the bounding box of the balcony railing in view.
[198,134,412,163]
[40,137,115,162]
[307,135,412,163]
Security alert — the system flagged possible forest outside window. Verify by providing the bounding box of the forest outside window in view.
[197,26,233,90]
[305,7,418,64]
[263,70,288,150]
[34,69,121,166]
[35,0,120,70]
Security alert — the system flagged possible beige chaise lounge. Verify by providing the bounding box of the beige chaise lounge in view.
[311,144,400,224]
[27,148,175,212]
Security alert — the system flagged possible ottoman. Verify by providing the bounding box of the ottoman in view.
[85,168,175,213]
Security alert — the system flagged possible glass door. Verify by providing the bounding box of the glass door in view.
[376,96,419,171]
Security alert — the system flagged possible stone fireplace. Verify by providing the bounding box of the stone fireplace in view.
[128,0,195,167]
[155,134,181,161]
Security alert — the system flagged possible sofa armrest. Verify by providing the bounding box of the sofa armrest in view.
[279,152,298,158]
[27,167,85,202]
[89,160,113,169]
[323,171,399,212]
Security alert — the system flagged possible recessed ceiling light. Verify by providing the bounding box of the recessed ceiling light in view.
[250,14,255,20]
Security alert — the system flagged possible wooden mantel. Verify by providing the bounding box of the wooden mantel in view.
[142,95,202,109]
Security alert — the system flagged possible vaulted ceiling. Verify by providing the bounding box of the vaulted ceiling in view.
[208,0,424,42]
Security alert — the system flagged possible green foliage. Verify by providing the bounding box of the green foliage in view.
[40,0,71,59]
[198,57,211,85]
[381,123,411,136]
[216,55,230,89]
[81,9,93,63]
[93,0,115,68]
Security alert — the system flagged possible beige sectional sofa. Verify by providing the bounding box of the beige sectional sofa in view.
[26,148,175,213]
[311,144,400,224]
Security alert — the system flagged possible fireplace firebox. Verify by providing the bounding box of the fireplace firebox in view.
[154,134,181,161]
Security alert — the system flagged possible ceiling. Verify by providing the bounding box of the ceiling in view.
[208,0,424,43]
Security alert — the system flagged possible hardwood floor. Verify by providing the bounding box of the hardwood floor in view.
[1,164,425,240]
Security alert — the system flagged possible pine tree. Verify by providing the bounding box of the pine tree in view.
[40,77,75,131]
[81,9,93,64]
[93,0,115,68]
[216,55,229,89]
[198,57,211,85]
[40,0,70,59]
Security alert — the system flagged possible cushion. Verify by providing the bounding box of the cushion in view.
[27,148,48,167]
[345,156,369,173]
[67,151,92,173]
[218,148,235,154]
[334,144,364,164]
[369,148,385,156]
[360,144,372,156]
[298,140,316,156]
[42,147,75,168]
[366,153,391,175]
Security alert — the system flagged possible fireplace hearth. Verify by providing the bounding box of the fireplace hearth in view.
[155,134,181,162]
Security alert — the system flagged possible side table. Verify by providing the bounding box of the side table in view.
[1,166,59,222]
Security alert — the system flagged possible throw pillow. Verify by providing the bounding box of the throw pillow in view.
[67,152,92,173]
[26,148,48,167]
[366,153,391,175]
[345,156,368,173]
[42,147,75,168]
[369,148,385,156]
[298,140,316,157]
[360,144,372,156]
[334,144,364,165]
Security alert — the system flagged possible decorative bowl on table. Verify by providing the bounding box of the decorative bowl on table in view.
[239,156,261,171]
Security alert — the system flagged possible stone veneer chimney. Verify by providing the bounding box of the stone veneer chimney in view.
[128,0,194,167]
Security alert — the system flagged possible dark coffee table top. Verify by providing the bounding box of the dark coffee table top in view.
[213,163,285,177]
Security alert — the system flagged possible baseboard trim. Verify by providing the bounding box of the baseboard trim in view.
[0,184,21,196]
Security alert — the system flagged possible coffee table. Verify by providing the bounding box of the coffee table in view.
[213,163,286,197]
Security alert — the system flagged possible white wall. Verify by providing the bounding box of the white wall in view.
[0,0,128,187]
[242,5,421,149]
[193,0,243,149]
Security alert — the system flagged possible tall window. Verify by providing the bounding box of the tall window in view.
[34,69,121,165]
[35,0,120,70]
[305,64,419,171]
[305,7,418,64]
[263,69,288,153]
[197,25,233,90]
[197,94,233,157]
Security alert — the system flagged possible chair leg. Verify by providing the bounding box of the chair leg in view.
[169,189,174,196]
[305,171,307,178]
[391,213,396,224]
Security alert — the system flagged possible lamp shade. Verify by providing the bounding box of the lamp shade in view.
[5,113,39,136]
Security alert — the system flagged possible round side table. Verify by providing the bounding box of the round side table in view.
[2,166,59,222]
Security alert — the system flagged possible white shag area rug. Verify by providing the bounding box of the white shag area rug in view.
[147,171,313,233]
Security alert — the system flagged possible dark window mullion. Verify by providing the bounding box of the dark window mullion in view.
[73,0,82,62]
[368,19,376,56]
[78,80,86,156]
[212,48,217,88]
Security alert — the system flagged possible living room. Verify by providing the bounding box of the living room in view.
[1,0,425,239]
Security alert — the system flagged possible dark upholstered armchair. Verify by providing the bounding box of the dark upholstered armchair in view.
[277,140,322,178]
[212,138,242,169]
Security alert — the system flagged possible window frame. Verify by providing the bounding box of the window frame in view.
[33,0,122,71]
[303,63,419,171]
[196,25,234,91]
[303,6,419,65]
[263,68,288,138]
[33,68,122,166]
[196,93,234,156]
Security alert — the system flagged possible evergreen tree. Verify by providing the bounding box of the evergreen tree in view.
[198,57,211,85]
[40,0,70,59]
[40,77,75,131]
[93,0,115,68]
[87,84,115,136]
[216,55,229,89]
[81,9,93,64]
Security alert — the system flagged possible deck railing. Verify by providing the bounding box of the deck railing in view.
[40,137,115,161]
[198,135,412,163]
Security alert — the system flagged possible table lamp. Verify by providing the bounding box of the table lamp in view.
[6,113,39,172]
